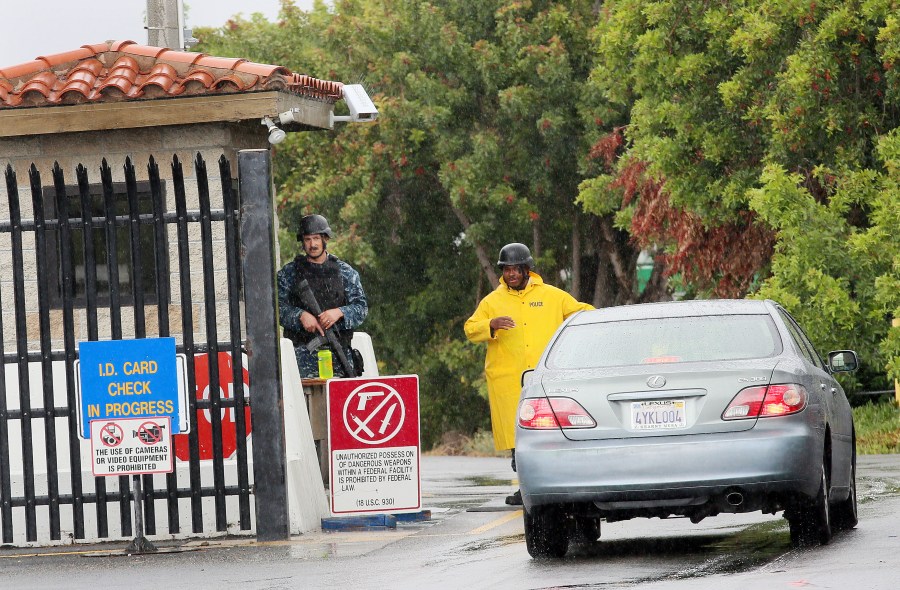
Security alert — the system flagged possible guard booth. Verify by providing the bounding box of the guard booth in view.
[0,41,355,546]
[301,332,380,486]
[304,379,334,486]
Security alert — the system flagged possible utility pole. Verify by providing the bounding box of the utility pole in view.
[146,0,183,49]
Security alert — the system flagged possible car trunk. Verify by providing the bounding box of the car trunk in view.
[540,359,781,441]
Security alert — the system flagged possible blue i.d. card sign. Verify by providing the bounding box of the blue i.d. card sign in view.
[78,337,179,439]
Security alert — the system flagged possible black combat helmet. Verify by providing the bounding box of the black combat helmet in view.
[497,242,535,269]
[298,214,334,240]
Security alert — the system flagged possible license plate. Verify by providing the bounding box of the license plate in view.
[631,400,686,430]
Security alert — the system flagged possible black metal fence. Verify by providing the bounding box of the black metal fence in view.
[0,154,256,544]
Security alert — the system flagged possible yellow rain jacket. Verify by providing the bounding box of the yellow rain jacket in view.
[464,272,594,450]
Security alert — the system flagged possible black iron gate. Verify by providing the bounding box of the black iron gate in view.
[0,152,283,545]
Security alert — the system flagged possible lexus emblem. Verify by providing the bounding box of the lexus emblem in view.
[647,375,666,389]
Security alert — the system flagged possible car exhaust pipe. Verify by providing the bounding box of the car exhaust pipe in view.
[726,491,744,507]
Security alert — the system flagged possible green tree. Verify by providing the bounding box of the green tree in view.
[583,0,900,389]
[197,1,643,448]
[581,1,780,298]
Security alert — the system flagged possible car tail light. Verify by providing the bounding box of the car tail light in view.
[760,384,808,416]
[518,397,596,429]
[722,384,807,420]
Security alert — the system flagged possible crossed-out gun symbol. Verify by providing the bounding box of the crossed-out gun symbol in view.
[350,390,399,438]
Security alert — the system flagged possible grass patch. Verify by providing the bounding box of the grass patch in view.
[427,430,507,457]
[854,400,900,454]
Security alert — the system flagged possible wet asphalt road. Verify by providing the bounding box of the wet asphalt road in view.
[1,454,899,590]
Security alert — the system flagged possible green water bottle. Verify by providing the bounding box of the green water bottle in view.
[317,349,334,379]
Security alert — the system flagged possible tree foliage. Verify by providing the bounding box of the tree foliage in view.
[585,0,900,389]
[196,0,899,444]
[197,0,651,448]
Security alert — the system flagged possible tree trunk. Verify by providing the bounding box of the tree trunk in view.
[591,217,615,307]
[475,270,485,308]
[592,252,614,308]
[451,205,498,288]
[638,254,673,303]
[571,213,581,299]
[599,216,634,297]
[533,216,557,286]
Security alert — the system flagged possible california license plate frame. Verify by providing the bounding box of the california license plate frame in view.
[630,399,686,430]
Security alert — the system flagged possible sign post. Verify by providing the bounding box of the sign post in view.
[327,376,421,516]
[78,337,182,553]
[90,416,174,553]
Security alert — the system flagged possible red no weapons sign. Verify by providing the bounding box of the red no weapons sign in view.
[327,375,420,514]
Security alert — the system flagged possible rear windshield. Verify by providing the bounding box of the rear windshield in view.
[546,314,782,369]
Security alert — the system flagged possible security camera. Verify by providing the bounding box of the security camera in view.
[331,84,378,126]
[262,117,286,145]
[343,84,378,122]
[278,109,299,126]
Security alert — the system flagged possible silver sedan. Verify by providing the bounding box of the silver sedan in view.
[516,299,859,558]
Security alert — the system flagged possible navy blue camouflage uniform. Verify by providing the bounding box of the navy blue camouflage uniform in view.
[277,254,368,378]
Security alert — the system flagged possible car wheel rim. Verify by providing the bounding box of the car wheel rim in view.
[817,463,832,543]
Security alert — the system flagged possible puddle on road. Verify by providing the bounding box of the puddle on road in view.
[463,476,515,487]
[859,477,900,502]
[427,497,488,511]
[696,520,790,575]
[563,477,893,584]
[557,519,791,586]
[459,534,523,553]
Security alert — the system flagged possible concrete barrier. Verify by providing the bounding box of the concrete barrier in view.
[281,338,329,532]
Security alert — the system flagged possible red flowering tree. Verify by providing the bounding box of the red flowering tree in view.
[580,0,900,388]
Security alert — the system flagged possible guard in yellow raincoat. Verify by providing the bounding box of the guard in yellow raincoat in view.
[465,243,593,503]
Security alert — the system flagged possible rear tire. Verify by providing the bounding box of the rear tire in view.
[789,463,832,547]
[524,506,569,558]
[832,443,858,531]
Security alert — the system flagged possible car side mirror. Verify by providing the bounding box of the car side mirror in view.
[521,369,535,388]
[828,350,859,373]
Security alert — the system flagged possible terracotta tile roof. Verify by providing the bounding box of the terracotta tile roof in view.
[0,40,343,109]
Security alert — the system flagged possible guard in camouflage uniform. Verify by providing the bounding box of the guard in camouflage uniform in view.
[277,214,368,378]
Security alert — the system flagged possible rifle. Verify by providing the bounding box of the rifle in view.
[296,279,355,376]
